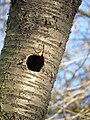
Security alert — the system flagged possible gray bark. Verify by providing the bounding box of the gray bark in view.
[0,0,81,120]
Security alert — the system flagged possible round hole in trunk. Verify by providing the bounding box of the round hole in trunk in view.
[26,55,44,72]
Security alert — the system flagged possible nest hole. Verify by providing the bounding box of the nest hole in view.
[26,55,44,72]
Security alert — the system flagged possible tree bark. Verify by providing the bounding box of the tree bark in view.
[0,0,81,120]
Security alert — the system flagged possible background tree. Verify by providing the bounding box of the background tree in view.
[0,0,89,119]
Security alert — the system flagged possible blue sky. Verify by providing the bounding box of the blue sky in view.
[54,0,90,88]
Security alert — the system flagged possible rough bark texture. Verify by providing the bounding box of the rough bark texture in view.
[0,0,81,120]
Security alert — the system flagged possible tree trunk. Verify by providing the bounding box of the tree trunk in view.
[0,0,81,120]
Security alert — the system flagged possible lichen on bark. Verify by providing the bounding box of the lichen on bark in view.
[0,0,81,119]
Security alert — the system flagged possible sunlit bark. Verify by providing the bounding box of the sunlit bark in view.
[0,0,81,119]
